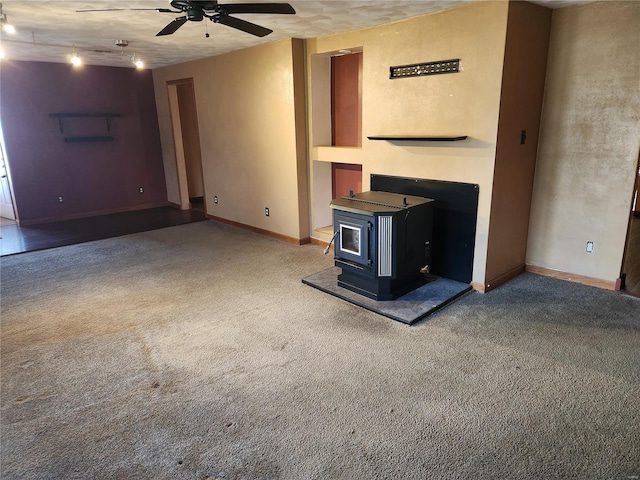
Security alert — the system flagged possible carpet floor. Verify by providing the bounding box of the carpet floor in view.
[1,221,639,479]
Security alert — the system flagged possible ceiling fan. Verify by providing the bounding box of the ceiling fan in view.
[77,0,296,37]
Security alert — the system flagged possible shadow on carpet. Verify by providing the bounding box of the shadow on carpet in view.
[302,266,471,325]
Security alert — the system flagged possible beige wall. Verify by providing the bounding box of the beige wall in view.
[527,1,640,283]
[307,1,509,285]
[149,0,638,290]
[485,2,552,288]
[153,39,309,241]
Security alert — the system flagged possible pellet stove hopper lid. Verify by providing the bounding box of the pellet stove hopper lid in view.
[330,191,434,216]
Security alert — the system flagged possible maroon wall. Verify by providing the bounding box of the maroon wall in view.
[331,52,362,147]
[1,61,167,223]
[332,163,362,200]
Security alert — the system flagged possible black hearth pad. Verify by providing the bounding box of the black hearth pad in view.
[302,267,471,325]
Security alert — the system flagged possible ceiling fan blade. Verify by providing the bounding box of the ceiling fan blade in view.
[76,8,168,12]
[215,15,273,37]
[156,16,189,36]
[221,3,296,15]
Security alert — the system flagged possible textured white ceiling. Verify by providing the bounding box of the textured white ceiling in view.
[0,0,591,69]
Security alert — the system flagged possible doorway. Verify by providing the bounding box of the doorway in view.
[167,78,206,212]
[620,150,640,297]
[0,122,17,225]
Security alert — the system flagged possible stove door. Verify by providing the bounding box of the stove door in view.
[334,212,372,268]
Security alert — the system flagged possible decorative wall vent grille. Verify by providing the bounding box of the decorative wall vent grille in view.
[390,59,459,79]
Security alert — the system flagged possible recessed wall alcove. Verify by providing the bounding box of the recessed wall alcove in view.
[310,47,363,238]
[306,1,554,292]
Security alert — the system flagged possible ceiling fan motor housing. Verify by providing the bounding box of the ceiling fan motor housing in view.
[171,1,219,13]
[186,7,204,21]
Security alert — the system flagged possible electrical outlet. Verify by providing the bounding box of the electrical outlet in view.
[265,207,269,217]
[58,196,64,203]
[214,196,218,204]
[139,187,144,194]
[586,241,594,253]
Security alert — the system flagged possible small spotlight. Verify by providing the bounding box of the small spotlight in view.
[1,10,15,34]
[69,45,82,67]
[70,53,82,67]
[131,53,144,69]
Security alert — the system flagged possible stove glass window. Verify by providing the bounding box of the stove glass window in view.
[340,224,361,256]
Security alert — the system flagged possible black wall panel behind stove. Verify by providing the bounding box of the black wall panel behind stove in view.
[371,174,479,284]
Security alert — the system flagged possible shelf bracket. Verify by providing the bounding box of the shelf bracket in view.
[49,112,121,138]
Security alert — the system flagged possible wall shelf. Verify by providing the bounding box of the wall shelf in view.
[64,136,114,143]
[49,112,121,134]
[367,135,468,141]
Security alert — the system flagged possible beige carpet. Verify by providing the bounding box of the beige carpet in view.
[1,221,639,479]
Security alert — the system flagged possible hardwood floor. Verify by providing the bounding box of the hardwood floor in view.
[0,206,207,256]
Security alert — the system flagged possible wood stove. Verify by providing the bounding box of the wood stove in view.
[330,191,434,301]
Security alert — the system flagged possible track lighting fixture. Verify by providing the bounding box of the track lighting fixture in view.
[61,39,145,69]
[69,46,82,67]
[1,17,14,34]
[0,3,15,34]
[131,53,144,69]
[118,41,144,69]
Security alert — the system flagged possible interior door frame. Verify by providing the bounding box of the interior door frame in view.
[0,121,18,221]
[619,149,640,289]
[166,77,206,212]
